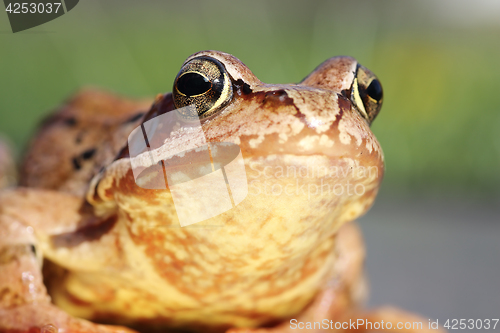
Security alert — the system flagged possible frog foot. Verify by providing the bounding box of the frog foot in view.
[0,190,136,333]
[0,243,138,333]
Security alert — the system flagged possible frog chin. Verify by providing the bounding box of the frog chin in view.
[83,129,383,329]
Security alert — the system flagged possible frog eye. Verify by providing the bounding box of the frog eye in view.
[350,64,383,124]
[173,56,233,120]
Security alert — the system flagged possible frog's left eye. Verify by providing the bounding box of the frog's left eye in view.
[173,56,233,120]
[350,64,383,124]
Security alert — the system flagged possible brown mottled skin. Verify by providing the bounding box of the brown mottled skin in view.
[0,51,442,333]
[0,139,16,189]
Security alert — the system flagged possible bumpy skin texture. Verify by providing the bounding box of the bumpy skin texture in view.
[0,51,441,333]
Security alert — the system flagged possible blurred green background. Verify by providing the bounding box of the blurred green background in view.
[1,0,499,325]
[1,0,499,200]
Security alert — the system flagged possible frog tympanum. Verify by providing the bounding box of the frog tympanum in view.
[0,51,438,333]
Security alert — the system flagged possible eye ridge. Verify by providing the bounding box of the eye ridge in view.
[176,72,212,97]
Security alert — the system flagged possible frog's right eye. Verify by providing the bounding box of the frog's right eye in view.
[173,56,233,121]
[350,64,383,125]
[176,73,211,96]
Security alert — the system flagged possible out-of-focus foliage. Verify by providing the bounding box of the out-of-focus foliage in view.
[0,0,499,198]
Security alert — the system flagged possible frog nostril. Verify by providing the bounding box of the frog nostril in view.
[81,148,96,160]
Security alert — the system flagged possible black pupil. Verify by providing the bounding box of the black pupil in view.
[177,73,211,96]
[366,79,382,101]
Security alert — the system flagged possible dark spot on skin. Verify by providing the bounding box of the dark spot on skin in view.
[92,180,101,202]
[267,90,287,98]
[239,88,297,118]
[327,94,349,130]
[125,112,146,124]
[242,83,252,94]
[81,148,96,160]
[337,94,351,114]
[72,157,82,170]
[233,79,252,95]
[75,131,85,144]
[341,88,351,100]
[262,90,295,108]
[30,245,36,256]
[293,107,307,122]
[63,117,77,126]
[72,148,95,170]
[336,105,345,121]
[50,215,118,247]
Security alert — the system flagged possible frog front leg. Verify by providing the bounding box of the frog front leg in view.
[0,188,136,333]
